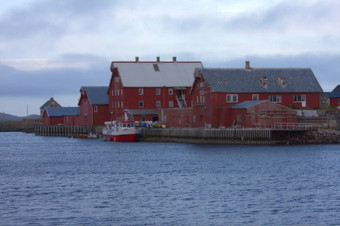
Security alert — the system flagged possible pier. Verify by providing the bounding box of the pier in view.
[35,125,95,137]
[140,128,273,144]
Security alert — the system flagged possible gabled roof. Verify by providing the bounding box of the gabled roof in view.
[40,97,61,109]
[80,86,109,105]
[45,107,79,117]
[231,100,266,109]
[332,85,340,92]
[327,92,340,98]
[111,61,203,87]
[196,68,323,93]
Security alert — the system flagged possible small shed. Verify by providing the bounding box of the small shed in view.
[42,107,79,126]
[219,100,297,128]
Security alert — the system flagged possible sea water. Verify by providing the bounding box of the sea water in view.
[0,132,339,225]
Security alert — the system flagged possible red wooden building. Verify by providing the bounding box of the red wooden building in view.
[42,107,79,126]
[108,57,203,121]
[77,86,110,126]
[327,85,340,108]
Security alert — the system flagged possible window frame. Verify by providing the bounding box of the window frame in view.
[226,94,238,103]
[169,100,174,107]
[269,95,282,103]
[138,101,144,108]
[252,94,259,101]
[138,88,144,95]
[156,88,161,95]
[293,95,306,102]
[168,88,173,95]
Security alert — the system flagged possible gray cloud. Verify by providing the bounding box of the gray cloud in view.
[0,56,111,97]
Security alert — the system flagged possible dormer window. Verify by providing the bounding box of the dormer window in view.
[153,64,160,72]
[276,76,287,87]
[258,76,269,88]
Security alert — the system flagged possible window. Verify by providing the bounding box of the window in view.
[252,94,259,101]
[269,95,282,103]
[169,101,174,107]
[156,88,161,95]
[139,101,144,108]
[139,88,144,95]
[94,105,98,112]
[114,77,120,83]
[338,98,340,104]
[199,81,204,88]
[112,89,114,96]
[199,95,205,104]
[237,114,242,122]
[168,89,173,95]
[293,95,306,102]
[117,89,120,96]
[156,101,161,108]
[153,64,160,72]
[121,89,123,96]
[121,101,123,108]
[118,102,120,108]
[227,94,238,103]
[193,115,196,123]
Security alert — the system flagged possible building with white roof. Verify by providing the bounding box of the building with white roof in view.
[108,57,203,121]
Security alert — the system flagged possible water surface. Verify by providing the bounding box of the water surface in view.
[0,132,339,225]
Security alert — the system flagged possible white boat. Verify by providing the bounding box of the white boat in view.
[102,120,140,142]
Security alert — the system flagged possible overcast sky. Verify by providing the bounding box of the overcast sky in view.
[1,0,340,116]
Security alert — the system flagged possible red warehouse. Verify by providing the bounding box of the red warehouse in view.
[42,107,79,126]
[77,86,110,126]
[190,62,323,128]
[108,57,203,121]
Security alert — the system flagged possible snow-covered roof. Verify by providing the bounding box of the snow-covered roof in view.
[112,61,203,87]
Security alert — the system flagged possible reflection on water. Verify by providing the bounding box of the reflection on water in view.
[0,132,339,225]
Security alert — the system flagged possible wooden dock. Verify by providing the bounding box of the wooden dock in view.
[35,125,94,137]
[140,128,273,144]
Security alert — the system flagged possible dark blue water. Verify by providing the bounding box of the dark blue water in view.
[0,132,339,225]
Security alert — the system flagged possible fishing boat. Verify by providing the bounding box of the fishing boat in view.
[102,120,140,142]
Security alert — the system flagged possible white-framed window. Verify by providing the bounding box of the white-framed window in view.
[121,89,123,96]
[269,95,282,103]
[156,101,161,108]
[121,101,123,108]
[169,101,174,107]
[196,96,199,104]
[94,105,98,112]
[117,89,120,96]
[226,94,238,103]
[252,94,259,101]
[200,95,205,104]
[139,88,143,95]
[139,101,144,108]
[193,115,196,123]
[199,81,204,88]
[112,89,114,96]
[156,88,161,95]
[168,88,173,95]
[114,77,120,83]
[118,102,120,108]
[293,95,306,102]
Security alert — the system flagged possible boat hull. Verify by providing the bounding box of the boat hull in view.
[102,133,139,142]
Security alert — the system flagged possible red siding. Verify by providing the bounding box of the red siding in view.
[108,68,192,122]
[329,97,340,108]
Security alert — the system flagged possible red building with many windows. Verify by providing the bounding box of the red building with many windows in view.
[188,62,323,128]
[108,57,203,121]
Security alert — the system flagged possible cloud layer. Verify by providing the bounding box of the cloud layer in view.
[1,0,340,115]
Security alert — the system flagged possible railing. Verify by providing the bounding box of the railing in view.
[274,122,324,130]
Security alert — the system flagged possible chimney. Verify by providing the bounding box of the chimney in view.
[245,61,251,69]
[135,56,139,63]
[173,56,177,62]
[156,56,160,62]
